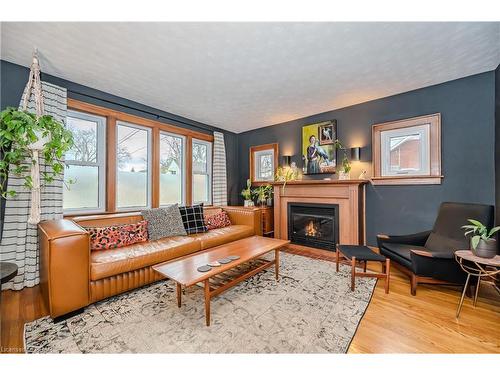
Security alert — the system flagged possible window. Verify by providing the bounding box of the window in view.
[249,143,279,184]
[372,113,441,185]
[159,132,185,205]
[116,122,152,209]
[63,110,106,213]
[192,139,212,204]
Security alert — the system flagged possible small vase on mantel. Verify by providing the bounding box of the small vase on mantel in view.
[338,171,351,180]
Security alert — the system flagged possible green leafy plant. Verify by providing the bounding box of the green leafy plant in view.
[0,107,74,198]
[341,149,351,174]
[461,219,500,249]
[252,184,272,205]
[240,178,252,201]
[274,166,296,193]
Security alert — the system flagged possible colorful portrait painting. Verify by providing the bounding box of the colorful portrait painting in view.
[302,120,337,174]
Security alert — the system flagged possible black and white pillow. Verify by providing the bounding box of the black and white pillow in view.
[179,204,208,234]
[141,205,187,241]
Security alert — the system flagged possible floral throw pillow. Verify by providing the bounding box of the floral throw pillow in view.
[205,211,232,230]
[87,220,149,251]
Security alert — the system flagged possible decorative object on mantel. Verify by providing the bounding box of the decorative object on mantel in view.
[371,113,442,185]
[462,219,499,258]
[274,165,296,194]
[241,178,254,207]
[358,170,367,180]
[338,148,352,180]
[302,120,341,174]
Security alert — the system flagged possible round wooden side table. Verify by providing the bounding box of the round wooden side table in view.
[454,250,500,318]
[1,262,18,284]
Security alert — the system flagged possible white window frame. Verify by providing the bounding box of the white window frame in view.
[380,124,430,177]
[64,110,106,214]
[192,138,212,205]
[116,121,152,210]
[159,131,186,206]
[253,149,275,182]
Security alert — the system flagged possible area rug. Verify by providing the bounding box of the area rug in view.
[24,252,376,353]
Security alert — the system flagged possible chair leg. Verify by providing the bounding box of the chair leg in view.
[335,248,339,272]
[410,273,417,296]
[384,258,390,294]
[351,256,356,291]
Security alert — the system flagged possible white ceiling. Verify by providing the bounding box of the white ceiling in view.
[1,22,499,133]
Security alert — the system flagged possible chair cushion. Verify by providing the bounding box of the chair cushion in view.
[425,231,467,254]
[90,236,201,280]
[380,243,428,269]
[337,245,386,262]
[189,225,254,249]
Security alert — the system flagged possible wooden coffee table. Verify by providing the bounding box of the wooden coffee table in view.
[153,235,290,326]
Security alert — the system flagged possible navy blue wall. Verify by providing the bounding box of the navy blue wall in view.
[237,72,496,245]
[0,60,240,205]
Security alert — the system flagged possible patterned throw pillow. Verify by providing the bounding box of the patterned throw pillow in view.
[179,204,208,234]
[87,220,148,251]
[205,211,232,230]
[141,205,187,241]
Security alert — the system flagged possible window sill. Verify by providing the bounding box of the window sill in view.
[370,175,443,186]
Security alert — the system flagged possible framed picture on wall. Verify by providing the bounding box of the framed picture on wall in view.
[302,120,337,174]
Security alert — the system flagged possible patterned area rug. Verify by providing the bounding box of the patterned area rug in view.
[25,253,376,353]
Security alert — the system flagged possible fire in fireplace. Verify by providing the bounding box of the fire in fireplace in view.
[287,202,339,251]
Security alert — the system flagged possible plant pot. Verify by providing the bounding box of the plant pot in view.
[244,200,254,207]
[338,171,351,180]
[266,198,273,207]
[472,238,498,258]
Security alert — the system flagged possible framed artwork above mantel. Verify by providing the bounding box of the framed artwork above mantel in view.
[371,113,443,185]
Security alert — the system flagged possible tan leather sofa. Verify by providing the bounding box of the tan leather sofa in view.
[38,206,261,318]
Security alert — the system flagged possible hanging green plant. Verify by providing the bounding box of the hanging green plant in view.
[0,107,74,198]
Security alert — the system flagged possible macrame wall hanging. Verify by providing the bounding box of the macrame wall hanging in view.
[22,51,48,224]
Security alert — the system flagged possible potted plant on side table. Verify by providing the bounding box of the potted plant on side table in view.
[252,184,272,207]
[462,219,500,258]
[241,179,254,207]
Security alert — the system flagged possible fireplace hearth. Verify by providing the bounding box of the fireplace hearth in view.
[287,202,339,251]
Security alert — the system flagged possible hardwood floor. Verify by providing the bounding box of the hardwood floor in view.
[1,246,499,353]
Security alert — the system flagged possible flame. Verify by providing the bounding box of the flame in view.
[305,221,317,237]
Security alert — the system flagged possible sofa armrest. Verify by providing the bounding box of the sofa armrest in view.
[410,249,454,260]
[222,206,262,236]
[38,219,90,318]
[377,230,432,248]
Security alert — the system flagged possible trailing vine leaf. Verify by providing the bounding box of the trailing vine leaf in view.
[0,107,74,198]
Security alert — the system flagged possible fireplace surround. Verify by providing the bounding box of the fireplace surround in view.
[288,202,339,251]
[272,180,367,246]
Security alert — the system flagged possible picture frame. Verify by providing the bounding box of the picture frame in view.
[302,120,337,174]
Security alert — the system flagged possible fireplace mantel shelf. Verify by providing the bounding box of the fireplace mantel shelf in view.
[271,179,368,186]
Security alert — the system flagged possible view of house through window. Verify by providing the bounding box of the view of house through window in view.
[192,139,212,204]
[116,122,151,209]
[160,132,185,205]
[63,111,106,212]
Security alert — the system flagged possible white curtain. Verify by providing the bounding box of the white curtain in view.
[212,131,228,206]
[0,82,67,291]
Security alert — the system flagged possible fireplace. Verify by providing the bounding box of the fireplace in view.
[287,202,339,251]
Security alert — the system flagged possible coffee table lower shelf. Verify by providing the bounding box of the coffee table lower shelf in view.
[176,254,279,326]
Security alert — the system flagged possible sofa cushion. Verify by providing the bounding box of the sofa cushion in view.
[141,205,186,240]
[190,225,254,250]
[380,243,427,269]
[90,236,201,281]
[87,220,149,250]
[179,204,208,234]
[205,210,232,230]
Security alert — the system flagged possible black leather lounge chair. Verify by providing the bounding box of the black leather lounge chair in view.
[377,202,494,295]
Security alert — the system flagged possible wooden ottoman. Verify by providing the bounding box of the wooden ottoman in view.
[336,245,390,294]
